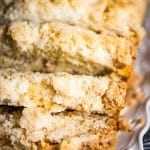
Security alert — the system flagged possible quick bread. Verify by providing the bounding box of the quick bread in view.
[0,106,117,150]
[0,69,127,115]
[0,0,146,44]
[0,21,136,77]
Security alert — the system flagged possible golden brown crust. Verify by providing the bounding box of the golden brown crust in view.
[102,81,127,115]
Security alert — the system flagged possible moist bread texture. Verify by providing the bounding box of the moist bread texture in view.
[0,21,137,77]
[0,69,127,115]
[0,0,147,149]
[0,0,146,45]
[0,106,117,150]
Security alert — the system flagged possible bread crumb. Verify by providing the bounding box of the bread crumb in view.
[137,118,144,124]
[126,73,143,107]
[118,116,132,132]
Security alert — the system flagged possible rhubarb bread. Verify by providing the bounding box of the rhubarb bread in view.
[0,21,136,77]
[0,69,127,116]
[0,0,146,44]
[0,106,117,150]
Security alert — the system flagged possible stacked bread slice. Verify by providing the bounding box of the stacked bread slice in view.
[0,0,147,149]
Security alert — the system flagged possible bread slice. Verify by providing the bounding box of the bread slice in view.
[0,69,127,115]
[0,0,146,44]
[0,21,136,77]
[0,106,117,150]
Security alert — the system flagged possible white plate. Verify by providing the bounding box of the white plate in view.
[117,8,150,148]
[117,97,150,150]
[116,45,150,149]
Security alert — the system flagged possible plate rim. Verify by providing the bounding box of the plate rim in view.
[139,97,150,150]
